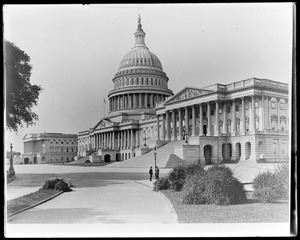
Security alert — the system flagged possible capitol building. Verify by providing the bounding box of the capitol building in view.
[77,16,289,166]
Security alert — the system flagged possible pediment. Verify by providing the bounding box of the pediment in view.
[93,118,115,130]
[166,87,213,104]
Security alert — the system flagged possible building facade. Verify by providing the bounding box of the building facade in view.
[23,133,78,164]
[77,16,289,164]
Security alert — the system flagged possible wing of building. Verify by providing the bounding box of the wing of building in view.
[22,133,78,164]
[77,16,289,165]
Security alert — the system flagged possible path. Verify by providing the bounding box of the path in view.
[7,180,177,224]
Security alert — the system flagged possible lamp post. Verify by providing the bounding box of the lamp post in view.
[9,143,14,172]
[153,146,157,169]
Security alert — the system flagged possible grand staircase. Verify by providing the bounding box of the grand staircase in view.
[105,141,187,168]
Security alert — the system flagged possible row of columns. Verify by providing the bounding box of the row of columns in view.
[109,93,167,111]
[90,129,139,150]
[156,95,281,141]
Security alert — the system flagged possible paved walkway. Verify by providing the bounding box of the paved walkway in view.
[7,180,177,224]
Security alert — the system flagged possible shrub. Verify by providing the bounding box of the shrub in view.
[41,178,72,192]
[180,166,246,205]
[153,176,171,191]
[253,167,289,203]
[168,163,205,191]
[206,164,234,177]
[168,165,187,191]
[274,163,289,200]
[185,162,205,176]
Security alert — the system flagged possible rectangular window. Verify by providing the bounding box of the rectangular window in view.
[280,102,285,110]
[255,101,259,108]
[235,105,239,112]
[282,141,286,154]
[271,101,276,109]
[245,102,249,110]
[211,110,214,116]
[273,142,277,154]
[219,108,223,114]
[227,106,231,113]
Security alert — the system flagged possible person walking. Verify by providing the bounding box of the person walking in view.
[149,166,153,181]
[155,166,160,179]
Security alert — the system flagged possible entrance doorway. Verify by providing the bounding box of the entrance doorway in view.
[24,158,29,164]
[116,153,121,162]
[222,143,232,162]
[204,145,212,164]
[245,142,251,160]
[236,142,241,161]
[34,157,37,164]
[104,154,111,162]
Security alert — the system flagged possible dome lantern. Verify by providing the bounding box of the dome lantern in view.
[134,14,146,48]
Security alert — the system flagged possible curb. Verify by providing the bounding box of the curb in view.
[7,190,64,218]
[135,180,178,223]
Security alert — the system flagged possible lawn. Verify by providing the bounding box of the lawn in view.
[7,189,61,216]
[161,189,289,223]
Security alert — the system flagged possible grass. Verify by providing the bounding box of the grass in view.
[7,189,61,216]
[161,189,289,223]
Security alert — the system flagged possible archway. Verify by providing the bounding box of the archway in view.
[122,153,124,161]
[204,145,212,164]
[24,158,29,164]
[125,153,127,160]
[85,160,91,163]
[245,142,251,160]
[104,154,111,162]
[222,143,232,162]
[34,157,37,164]
[236,142,241,161]
[116,153,121,162]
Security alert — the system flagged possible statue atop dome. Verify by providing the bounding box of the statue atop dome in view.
[138,14,141,24]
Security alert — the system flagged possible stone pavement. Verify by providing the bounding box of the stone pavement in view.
[7,179,177,224]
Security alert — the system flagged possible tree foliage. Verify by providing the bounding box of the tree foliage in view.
[5,40,42,132]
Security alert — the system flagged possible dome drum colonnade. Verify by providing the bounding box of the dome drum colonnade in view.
[108,15,173,113]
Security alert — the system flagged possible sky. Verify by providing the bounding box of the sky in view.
[4,3,293,153]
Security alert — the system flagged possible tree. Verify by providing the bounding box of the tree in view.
[5,40,42,132]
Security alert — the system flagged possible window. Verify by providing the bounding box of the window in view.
[236,104,239,112]
[273,141,277,154]
[282,141,286,154]
[227,106,231,113]
[211,110,214,116]
[219,108,223,114]
[245,102,249,110]
[280,102,285,110]
[271,101,276,109]
[255,101,259,108]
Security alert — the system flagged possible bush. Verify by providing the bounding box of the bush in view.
[274,163,289,200]
[153,176,171,191]
[253,166,289,203]
[168,165,187,191]
[180,166,247,205]
[185,162,205,176]
[41,178,72,192]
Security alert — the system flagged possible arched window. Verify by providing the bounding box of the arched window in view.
[141,77,144,85]
[255,116,260,130]
[280,116,286,131]
[271,115,278,130]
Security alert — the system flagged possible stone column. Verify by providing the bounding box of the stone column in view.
[223,102,227,134]
[172,109,177,140]
[261,96,265,131]
[241,97,245,135]
[139,93,142,108]
[131,129,134,148]
[251,95,256,133]
[215,101,219,136]
[145,93,148,108]
[178,108,183,140]
[133,94,136,108]
[120,131,123,149]
[232,99,236,136]
[199,104,203,136]
[207,102,211,136]
[192,105,196,136]
[150,94,153,108]
[166,111,171,140]
[135,129,139,148]
[157,115,160,140]
[185,107,189,136]
[112,131,115,149]
[162,114,166,140]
